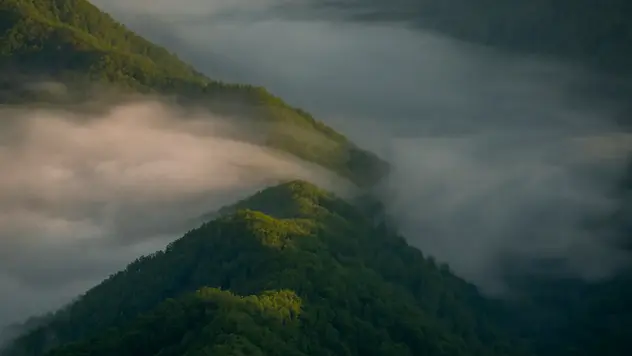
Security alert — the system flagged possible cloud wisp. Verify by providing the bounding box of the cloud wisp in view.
[2,3,630,331]
[91,0,632,291]
[0,99,350,329]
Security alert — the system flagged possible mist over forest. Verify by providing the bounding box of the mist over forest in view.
[91,0,632,289]
[1,1,631,355]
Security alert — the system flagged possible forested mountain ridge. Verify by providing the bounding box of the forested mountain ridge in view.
[2,180,531,356]
[0,0,388,187]
[2,1,631,355]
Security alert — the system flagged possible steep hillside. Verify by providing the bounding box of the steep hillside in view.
[3,181,530,356]
[0,0,388,187]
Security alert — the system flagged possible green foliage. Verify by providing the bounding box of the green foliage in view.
[4,180,530,356]
[3,1,629,355]
[46,288,304,356]
[0,0,388,186]
[216,180,352,220]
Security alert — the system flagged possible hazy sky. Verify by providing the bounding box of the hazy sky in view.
[2,0,632,334]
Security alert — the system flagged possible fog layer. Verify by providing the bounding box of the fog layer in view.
[0,100,349,329]
[91,0,632,291]
[3,1,631,332]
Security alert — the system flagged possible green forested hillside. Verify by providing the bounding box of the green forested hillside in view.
[4,180,631,356]
[2,1,631,355]
[3,181,530,356]
[47,288,308,356]
[0,0,388,187]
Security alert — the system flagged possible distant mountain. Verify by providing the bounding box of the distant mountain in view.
[308,0,631,75]
[502,158,632,356]
[0,0,388,187]
[2,180,530,356]
[514,273,632,356]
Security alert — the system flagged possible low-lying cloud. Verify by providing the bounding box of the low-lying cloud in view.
[380,133,632,293]
[91,0,632,292]
[0,99,350,329]
[3,1,632,334]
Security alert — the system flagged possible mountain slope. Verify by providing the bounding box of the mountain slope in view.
[0,0,388,187]
[47,288,307,356]
[3,181,530,356]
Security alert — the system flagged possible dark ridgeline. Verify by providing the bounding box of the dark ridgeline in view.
[5,180,530,356]
[310,0,632,76]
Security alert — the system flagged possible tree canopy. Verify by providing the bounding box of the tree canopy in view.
[0,0,388,187]
[3,180,530,356]
[1,1,631,355]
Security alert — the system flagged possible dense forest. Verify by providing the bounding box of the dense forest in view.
[0,0,388,187]
[2,181,530,356]
[1,0,632,355]
[3,180,631,356]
